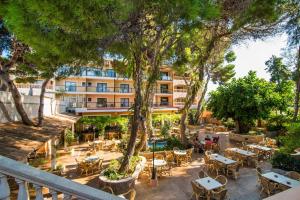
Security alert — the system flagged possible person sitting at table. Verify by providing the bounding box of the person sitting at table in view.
[213,136,219,144]
[204,140,213,151]
[192,136,201,153]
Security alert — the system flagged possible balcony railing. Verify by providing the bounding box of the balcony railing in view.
[174,88,187,92]
[155,89,173,94]
[15,83,53,90]
[0,155,121,200]
[152,102,172,107]
[56,86,134,93]
[86,102,134,109]
[159,76,172,81]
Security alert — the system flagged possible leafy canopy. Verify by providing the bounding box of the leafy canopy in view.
[207,71,284,132]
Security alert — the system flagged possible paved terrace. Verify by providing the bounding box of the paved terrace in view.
[53,129,286,200]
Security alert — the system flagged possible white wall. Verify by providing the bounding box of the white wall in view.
[0,91,67,123]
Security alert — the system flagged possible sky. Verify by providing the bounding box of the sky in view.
[207,33,288,93]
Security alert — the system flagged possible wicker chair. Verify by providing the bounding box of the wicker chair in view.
[226,163,240,180]
[90,158,103,174]
[286,171,300,180]
[191,180,207,200]
[155,154,165,160]
[102,186,136,200]
[215,175,228,188]
[78,161,90,176]
[260,177,278,197]
[248,155,259,168]
[277,183,290,192]
[213,161,226,176]
[198,170,208,178]
[186,148,193,162]
[211,188,227,200]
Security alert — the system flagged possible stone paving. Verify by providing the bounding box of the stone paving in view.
[54,130,283,200]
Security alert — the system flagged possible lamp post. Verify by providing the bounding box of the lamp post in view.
[150,136,158,187]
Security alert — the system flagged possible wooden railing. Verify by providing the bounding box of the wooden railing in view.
[0,155,121,200]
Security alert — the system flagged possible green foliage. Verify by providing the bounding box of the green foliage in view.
[271,152,300,172]
[161,122,171,138]
[266,114,290,132]
[152,114,180,128]
[207,71,284,133]
[65,128,75,146]
[79,116,129,135]
[103,156,141,180]
[222,118,235,129]
[165,137,185,150]
[278,123,300,153]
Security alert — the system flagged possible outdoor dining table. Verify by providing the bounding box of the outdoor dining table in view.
[228,148,256,157]
[247,144,272,152]
[196,177,223,200]
[174,150,187,156]
[210,154,236,165]
[152,159,167,167]
[262,172,300,188]
[84,155,100,163]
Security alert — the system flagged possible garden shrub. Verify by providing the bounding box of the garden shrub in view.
[103,156,141,180]
[271,152,300,172]
[161,121,171,138]
[65,128,75,146]
[278,122,300,154]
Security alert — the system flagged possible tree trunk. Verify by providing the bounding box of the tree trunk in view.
[0,99,12,122]
[195,75,210,125]
[37,78,50,126]
[119,54,143,174]
[235,120,240,134]
[179,80,202,145]
[0,73,34,126]
[293,46,300,121]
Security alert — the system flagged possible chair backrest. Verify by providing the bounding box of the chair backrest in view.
[191,180,205,195]
[173,147,180,151]
[261,177,271,191]
[212,188,227,199]
[155,154,165,160]
[256,167,262,174]
[215,175,227,186]
[287,171,300,180]
[204,155,211,164]
[198,170,207,178]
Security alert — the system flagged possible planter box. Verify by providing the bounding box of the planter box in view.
[98,156,146,195]
[229,133,264,143]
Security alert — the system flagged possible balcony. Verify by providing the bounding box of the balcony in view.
[55,86,134,94]
[152,102,172,107]
[0,155,120,200]
[159,75,172,81]
[155,89,173,94]
[86,102,134,109]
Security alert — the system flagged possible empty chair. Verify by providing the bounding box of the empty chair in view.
[198,170,208,178]
[260,177,278,197]
[213,161,226,175]
[286,171,300,180]
[186,148,193,162]
[191,180,207,200]
[211,188,228,200]
[215,175,228,188]
[227,162,240,180]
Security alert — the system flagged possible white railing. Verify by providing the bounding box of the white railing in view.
[0,155,122,200]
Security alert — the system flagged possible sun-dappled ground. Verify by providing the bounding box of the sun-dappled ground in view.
[51,128,285,200]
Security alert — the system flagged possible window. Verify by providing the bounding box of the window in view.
[97,83,108,92]
[87,82,92,87]
[97,98,107,107]
[120,84,129,93]
[160,84,169,93]
[65,81,76,92]
[160,72,170,80]
[160,97,169,106]
[82,82,86,87]
[120,98,129,107]
[106,69,116,77]
[87,98,92,102]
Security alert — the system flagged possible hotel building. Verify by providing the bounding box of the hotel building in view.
[16,60,198,116]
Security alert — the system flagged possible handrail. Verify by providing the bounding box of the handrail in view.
[0,155,121,200]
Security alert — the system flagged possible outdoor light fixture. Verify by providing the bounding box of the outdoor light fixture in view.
[150,136,158,187]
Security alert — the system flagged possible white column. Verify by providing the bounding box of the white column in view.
[33,184,43,200]
[0,173,10,200]
[15,178,29,200]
